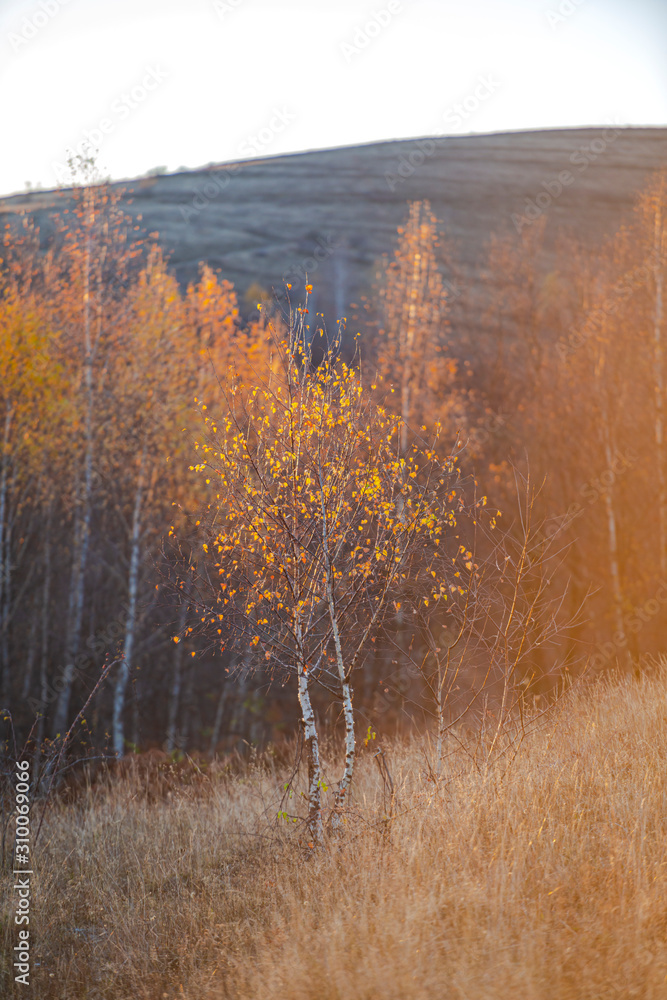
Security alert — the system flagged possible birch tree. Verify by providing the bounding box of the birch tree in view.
[634,172,667,579]
[109,247,194,756]
[179,302,467,843]
[0,256,63,714]
[374,200,461,454]
[49,179,142,738]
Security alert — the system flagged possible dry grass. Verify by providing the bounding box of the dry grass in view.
[3,668,667,999]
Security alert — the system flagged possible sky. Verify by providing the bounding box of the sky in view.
[1,0,666,197]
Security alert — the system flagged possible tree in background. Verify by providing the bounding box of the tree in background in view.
[0,224,66,714]
[4,165,667,771]
[373,201,464,454]
[633,171,667,579]
[46,178,144,740]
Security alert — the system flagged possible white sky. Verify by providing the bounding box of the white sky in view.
[1,0,666,197]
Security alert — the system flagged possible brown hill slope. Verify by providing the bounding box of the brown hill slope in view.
[2,127,667,326]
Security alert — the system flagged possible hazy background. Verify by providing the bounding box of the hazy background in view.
[1,0,666,196]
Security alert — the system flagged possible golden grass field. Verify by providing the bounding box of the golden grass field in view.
[4,667,667,999]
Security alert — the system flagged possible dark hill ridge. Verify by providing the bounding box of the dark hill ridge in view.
[2,127,667,326]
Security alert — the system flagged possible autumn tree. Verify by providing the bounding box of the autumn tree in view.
[45,176,145,739]
[178,298,468,842]
[632,170,667,579]
[105,246,189,755]
[0,225,66,712]
[476,175,667,667]
[392,474,577,774]
[373,201,463,453]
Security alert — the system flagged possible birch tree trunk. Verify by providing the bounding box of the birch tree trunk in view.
[653,203,667,579]
[112,458,145,757]
[297,663,323,846]
[293,610,323,845]
[178,658,196,752]
[434,656,446,778]
[601,407,625,639]
[209,674,230,756]
[591,314,625,645]
[21,602,37,701]
[52,227,94,738]
[166,598,188,754]
[33,500,52,789]
[318,465,355,826]
[229,664,251,748]
[399,243,421,457]
[0,405,11,707]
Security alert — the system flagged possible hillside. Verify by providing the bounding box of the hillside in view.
[2,127,667,326]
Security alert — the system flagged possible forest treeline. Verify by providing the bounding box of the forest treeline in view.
[1,168,667,766]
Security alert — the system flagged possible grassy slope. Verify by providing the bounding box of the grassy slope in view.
[3,128,667,328]
[3,668,667,999]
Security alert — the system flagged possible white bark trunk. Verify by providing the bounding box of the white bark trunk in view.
[166,598,188,753]
[21,605,37,701]
[435,666,444,777]
[209,674,230,756]
[653,205,666,579]
[602,425,624,639]
[399,241,422,457]
[318,463,355,825]
[112,459,145,757]
[292,606,323,845]
[33,501,53,787]
[230,667,250,745]
[53,230,94,737]
[297,664,323,846]
[326,572,355,820]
